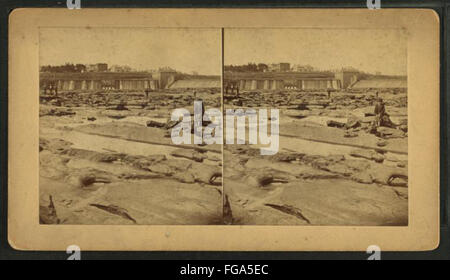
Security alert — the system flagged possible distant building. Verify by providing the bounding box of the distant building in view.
[109,65,132,72]
[294,64,315,72]
[341,66,360,72]
[86,64,96,72]
[268,63,290,72]
[158,66,177,72]
[97,63,108,72]
[86,63,108,72]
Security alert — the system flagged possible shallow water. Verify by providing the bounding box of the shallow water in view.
[294,115,348,127]
[279,136,355,156]
[42,127,178,157]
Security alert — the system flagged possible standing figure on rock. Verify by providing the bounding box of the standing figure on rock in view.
[374,97,386,125]
[374,97,386,127]
[193,91,205,119]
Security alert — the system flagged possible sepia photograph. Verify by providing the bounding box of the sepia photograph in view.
[8,8,439,251]
[39,27,409,226]
[223,28,409,225]
[38,27,223,225]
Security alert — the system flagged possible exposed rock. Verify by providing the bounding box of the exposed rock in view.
[377,140,387,147]
[388,177,408,187]
[327,154,345,162]
[393,187,408,199]
[399,124,408,133]
[39,195,60,224]
[170,148,207,162]
[119,172,161,180]
[351,171,373,184]
[246,173,275,188]
[40,108,75,117]
[114,103,129,111]
[125,154,167,169]
[173,172,196,184]
[190,163,222,185]
[164,158,193,172]
[270,153,302,162]
[327,120,345,128]
[223,195,233,225]
[368,164,408,186]
[90,204,137,224]
[376,127,405,139]
[110,115,127,119]
[265,204,310,224]
[146,120,166,128]
[147,162,174,175]
[342,159,371,171]
[350,149,384,163]
[78,174,111,187]
[165,120,181,129]
[345,115,362,129]
[320,163,353,176]
[344,130,358,138]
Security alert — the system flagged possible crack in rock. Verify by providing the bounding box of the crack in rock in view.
[40,195,60,224]
[223,195,233,225]
[89,203,137,224]
[264,203,311,224]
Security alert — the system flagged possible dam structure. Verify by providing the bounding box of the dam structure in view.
[224,70,407,92]
[40,71,220,92]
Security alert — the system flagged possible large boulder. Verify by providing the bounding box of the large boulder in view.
[376,127,405,139]
[345,115,362,129]
[326,120,345,128]
[350,149,385,163]
[170,148,207,162]
[146,120,166,128]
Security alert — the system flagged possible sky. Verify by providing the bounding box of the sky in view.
[225,28,407,76]
[40,28,222,75]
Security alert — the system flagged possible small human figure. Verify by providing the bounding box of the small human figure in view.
[374,97,388,127]
[374,97,386,116]
[145,88,149,99]
[193,91,205,119]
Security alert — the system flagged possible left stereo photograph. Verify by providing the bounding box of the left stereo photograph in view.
[38,27,224,225]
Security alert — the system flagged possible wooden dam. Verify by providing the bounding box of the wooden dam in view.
[40,71,220,92]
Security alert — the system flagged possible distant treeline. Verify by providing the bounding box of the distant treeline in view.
[40,63,86,73]
[224,63,268,72]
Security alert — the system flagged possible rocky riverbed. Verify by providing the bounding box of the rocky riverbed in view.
[39,89,223,225]
[223,90,408,225]
[39,88,408,226]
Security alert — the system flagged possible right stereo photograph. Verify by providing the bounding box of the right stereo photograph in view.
[222,28,408,226]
